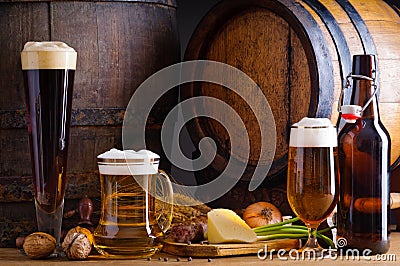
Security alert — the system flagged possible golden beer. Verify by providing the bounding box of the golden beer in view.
[93,149,173,259]
[287,146,339,226]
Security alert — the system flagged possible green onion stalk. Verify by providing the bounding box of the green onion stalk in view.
[253,217,336,248]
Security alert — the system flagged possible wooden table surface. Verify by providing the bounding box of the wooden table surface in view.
[1,233,400,265]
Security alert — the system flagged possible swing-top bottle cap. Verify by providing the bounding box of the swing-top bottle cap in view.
[340,105,362,123]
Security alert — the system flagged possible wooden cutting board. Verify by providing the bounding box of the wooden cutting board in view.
[162,239,301,257]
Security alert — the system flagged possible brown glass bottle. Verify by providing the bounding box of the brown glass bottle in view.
[337,55,391,254]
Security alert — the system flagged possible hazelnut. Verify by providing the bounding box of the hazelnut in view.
[62,226,93,260]
[16,236,25,249]
[23,232,56,259]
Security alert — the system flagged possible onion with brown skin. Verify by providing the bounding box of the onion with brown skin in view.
[243,202,283,228]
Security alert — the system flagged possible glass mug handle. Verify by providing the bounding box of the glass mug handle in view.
[156,170,174,233]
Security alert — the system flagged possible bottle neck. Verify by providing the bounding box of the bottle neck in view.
[350,79,379,120]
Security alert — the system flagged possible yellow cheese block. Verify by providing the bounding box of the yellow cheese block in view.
[207,209,258,244]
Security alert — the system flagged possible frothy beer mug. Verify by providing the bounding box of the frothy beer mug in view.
[94,149,173,259]
[21,42,77,248]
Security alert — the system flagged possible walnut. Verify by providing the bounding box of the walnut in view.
[23,232,56,259]
[62,226,93,260]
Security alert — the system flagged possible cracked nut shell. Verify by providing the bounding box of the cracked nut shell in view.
[62,226,93,260]
[23,232,56,259]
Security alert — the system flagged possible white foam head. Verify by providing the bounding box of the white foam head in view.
[289,117,337,147]
[97,148,160,175]
[21,41,77,70]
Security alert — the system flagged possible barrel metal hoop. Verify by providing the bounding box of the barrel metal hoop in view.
[383,0,400,17]
[278,0,334,118]
[336,0,377,55]
[0,0,177,8]
[302,0,352,99]
[336,0,380,98]
[0,108,126,129]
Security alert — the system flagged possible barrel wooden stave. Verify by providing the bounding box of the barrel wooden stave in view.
[0,3,49,111]
[0,130,30,177]
[183,3,313,181]
[202,8,291,163]
[50,2,179,110]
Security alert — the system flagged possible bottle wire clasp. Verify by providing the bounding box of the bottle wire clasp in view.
[337,73,379,123]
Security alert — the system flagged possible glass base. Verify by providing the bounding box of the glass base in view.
[35,199,64,246]
[299,245,323,257]
[298,226,336,259]
[93,233,163,259]
[299,238,336,259]
[298,246,337,259]
[94,245,161,259]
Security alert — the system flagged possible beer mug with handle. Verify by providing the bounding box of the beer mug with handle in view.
[94,149,173,259]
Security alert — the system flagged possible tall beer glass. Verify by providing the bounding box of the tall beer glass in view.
[21,41,77,246]
[287,118,339,254]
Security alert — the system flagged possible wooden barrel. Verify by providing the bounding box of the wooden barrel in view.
[0,0,179,247]
[182,0,400,190]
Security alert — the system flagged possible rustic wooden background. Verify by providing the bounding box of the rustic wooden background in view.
[1,0,400,248]
[0,0,180,247]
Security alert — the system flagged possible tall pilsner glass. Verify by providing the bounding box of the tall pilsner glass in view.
[21,42,77,247]
[287,118,339,254]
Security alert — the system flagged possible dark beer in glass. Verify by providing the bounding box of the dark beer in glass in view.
[21,41,77,246]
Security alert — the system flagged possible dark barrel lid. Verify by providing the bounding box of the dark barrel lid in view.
[352,54,376,78]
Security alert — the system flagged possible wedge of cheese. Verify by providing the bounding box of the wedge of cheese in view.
[207,209,257,244]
